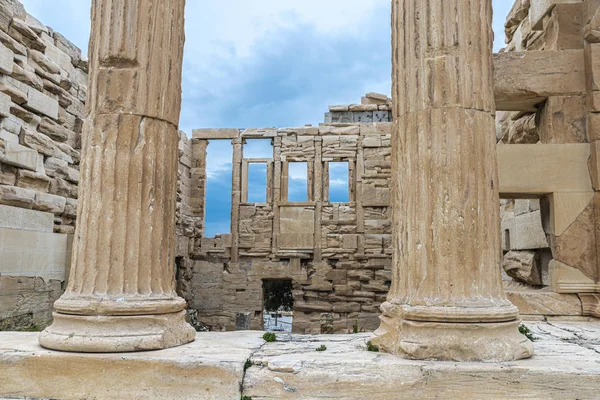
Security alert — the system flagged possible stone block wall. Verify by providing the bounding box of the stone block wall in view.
[188,120,394,333]
[0,0,86,234]
[0,0,87,331]
[496,0,600,317]
[324,92,392,124]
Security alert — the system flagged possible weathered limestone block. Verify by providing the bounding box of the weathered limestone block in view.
[0,184,34,208]
[502,210,549,250]
[0,162,16,185]
[498,144,592,195]
[507,113,539,143]
[591,140,600,190]
[494,50,586,111]
[0,0,26,32]
[0,90,9,117]
[9,17,45,52]
[0,140,37,170]
[539,96,587,143]
[548,198,598,281]
[0,41,13,75]
[506,0,531,43]
[25,87,58,119]
[33,192,66,214]
[544,4,585,50]
[504,281,583,316]
[503,251,543,286]
[16,169,51,192]
[86,0,186,125]
[0,75,27,105]
[19,127,56,157]
[0,276,63,331]
[530,0,584,31]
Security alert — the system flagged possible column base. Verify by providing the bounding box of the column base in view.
[39,310,196,353]
[371,302,534,362]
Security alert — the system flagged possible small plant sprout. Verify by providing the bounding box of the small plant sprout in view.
[263,332,277,342]
[519,324,537,342]
[366,341,380,352]
[316,345,327,352]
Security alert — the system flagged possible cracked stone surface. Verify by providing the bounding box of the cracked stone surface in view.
[243,321,600,399]
[1,321,599,399]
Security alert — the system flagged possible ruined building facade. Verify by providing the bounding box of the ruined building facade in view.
[1,0,600,333]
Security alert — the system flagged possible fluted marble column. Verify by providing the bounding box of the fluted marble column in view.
[371,0,533,361]
[39,0,195,352]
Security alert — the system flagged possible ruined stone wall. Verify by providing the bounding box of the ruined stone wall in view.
[0,0,86,232]
[0,0,86,331]
[187,121,393,333]
[497,0,600,317]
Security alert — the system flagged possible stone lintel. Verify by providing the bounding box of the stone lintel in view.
[494,50,586,111]
[192,128,240,140]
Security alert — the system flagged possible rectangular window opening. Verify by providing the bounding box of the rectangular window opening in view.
[204,140,233,237]
[287,162,308,202]
[247,162,268,203]
[329,161,350,202]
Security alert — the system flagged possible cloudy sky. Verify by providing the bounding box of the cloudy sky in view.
[22,0,513,236]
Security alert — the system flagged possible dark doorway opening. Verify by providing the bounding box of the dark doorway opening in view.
[262,279,294,332]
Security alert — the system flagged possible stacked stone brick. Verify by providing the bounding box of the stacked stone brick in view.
[324,92,392,124]
[0,0,87,235]
[497,0,600,317]
[188,119,394,333]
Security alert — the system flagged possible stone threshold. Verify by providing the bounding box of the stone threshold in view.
[1,321,599,400]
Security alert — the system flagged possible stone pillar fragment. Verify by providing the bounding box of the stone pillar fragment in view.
[39,0,195,352]
[372,0,533,361]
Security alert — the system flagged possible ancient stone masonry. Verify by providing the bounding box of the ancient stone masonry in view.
[0,0,86,331]
[0,0,86,233]
[497,0,600,318]
[324,92,393,124]
[187,121,393,333]
[2,0,600,338]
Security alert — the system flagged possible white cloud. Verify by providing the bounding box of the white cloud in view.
[23,0,513,135]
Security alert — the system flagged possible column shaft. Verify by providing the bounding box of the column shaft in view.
[372,0,533,361]
[39,0,195,352]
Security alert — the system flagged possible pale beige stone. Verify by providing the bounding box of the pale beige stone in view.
[244,323,599,399]
[2,331,265,400]
[504,282,583,316]
[591,140,600,190]
[0,41,14,75]
[548,191,594,235]
[503,251,543,286]
[372,0,532,362]
[550,259,600,292]
[0,140,38,170]
[494,50,586,111]
[39,0,194,352]
[497,144,593,195]
[86,0,185,125]
[192,128,240,139]
[25,87,59,119]
[530,0,584,30]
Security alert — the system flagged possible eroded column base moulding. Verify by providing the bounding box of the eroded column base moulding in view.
[39,310,195,353]
[371,302,534,362]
